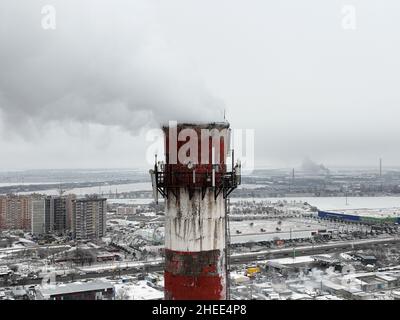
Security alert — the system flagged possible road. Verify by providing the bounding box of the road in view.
[0,244,71,253]
[1,236,399,287]
[230,236,400,263]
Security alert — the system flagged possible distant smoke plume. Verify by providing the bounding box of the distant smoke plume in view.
[0,1,224,136]
[301,157,330,175]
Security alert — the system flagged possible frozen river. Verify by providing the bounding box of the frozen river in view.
[4,179,400,212]
[14,182,152,196]
[107,195,400,212]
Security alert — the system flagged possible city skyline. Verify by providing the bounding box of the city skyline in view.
[1,1,400,169]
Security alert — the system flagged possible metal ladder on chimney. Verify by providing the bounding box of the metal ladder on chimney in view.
[225,198,231,300]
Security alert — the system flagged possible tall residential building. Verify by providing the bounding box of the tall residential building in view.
[31,199,46,235]
[45,196,74,235]
[31,195,75,236]
[73,196,107,240]
[0,195,32,231]
[65,194,76,232]
[51,197,67,234]
[0,197,5,230]
[40,196,66,235]
[44,197,52,234]
[1,194,106,238]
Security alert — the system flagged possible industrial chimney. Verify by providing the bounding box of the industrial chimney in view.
[150,122,240,300]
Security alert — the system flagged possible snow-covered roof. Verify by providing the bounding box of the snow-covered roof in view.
[114,280,163,300]
[38,281,113,297]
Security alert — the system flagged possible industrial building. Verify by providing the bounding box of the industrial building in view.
[36,281,115,300]
[318,208,400,224]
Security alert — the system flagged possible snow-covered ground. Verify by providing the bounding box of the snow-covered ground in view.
[230,218,331,244]
[114,280,163,300]
[108,219,140,227]
[238,184,269,189]
[77,259,163,272]
[107,198,155,205]
[264,254,331,265]
[0,182,50,187]
[231,219,323,234]
[230,196,400,211]
[231,230,315,244]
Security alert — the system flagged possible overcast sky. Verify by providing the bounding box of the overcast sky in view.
[0,0,399,170]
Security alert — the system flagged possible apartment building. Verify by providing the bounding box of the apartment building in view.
[0,195,32,231]
[32,195,76,235]
[31,199,46,235]
[73,196,107,240]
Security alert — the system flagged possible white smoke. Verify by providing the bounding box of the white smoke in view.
[301,157,330,175]
[0,0,224,137]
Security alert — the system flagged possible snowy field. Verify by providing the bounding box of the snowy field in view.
[106,195,400,211]
[107,219,141,226]
[0,182,50,187]
[229,218,328,244]
[230,219,322,235]
[107,198,156,205]
[77,259,163,273]
[264,254,331,265]
[231,230,315,244]
[238,184,269,189]
[230,196,400,211]
[114,280,163,300]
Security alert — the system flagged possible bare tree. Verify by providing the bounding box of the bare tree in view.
[115,287,131,300]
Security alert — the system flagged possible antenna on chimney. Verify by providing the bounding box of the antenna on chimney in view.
[379,158,383,193]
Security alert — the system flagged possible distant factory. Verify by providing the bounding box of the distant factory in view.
[318,208,400,224]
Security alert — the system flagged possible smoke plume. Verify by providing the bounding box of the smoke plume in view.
[0,0,224,136]
[301,157,330,175]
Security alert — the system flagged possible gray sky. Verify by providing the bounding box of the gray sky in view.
[0,0,399,170]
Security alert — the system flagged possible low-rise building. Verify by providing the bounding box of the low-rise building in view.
[36,281,115,300]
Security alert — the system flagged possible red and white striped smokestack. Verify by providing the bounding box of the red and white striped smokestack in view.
[150,122,240,300]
